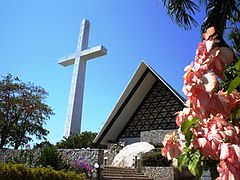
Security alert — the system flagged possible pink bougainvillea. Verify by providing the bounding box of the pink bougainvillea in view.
[162,26,240,179]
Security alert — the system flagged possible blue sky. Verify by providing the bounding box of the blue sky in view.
[0,0,205,144]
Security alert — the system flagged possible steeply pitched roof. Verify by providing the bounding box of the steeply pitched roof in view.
[94,61,185,146]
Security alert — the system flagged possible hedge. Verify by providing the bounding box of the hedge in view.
[141,148,171,167]
[0,163,86,180]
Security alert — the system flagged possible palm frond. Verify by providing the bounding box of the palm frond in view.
[228,0,240,23]
[161,0,200,30]
[228,26,240,58]
[201,0,240,34]
[197,0,207,7]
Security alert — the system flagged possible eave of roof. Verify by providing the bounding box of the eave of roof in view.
[94,61,185,146]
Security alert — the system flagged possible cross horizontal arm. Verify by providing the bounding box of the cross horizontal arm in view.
[58,45,107,67]
[80,45,107,61]
[58,53,76,67]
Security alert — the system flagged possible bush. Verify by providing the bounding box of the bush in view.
[38,145,70,170]
[0,163,86,180]
[141,148,171,167]
[71,157,94,179]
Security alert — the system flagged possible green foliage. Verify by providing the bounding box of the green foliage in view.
[229,108,240,125]
[228,26,240,58]
[160,0,239,31]
[141,148,171,167]
[179,151,219,179]
[0,163,86,180]
[181,117,199,146]
[177,117,220,178]
[33,140,53,149]
[38,145,69,170]
[201,0,239,34]
[181,117,199,133]
[178,118,208,178]
[56,131,97,149]
[218,65,237,91]
[227,60,240,94]
[178,148,206,178]
[228,76,240,94]
[161,0,199,30]
[0,74,54,149]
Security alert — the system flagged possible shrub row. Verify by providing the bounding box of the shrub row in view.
[141,148,171,167]
[0,163,86,180]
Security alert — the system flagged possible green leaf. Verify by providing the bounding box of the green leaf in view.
[235,108,240,119]
[227,76,240,95]
[185,131,192,146]
[181,117,199,133]
[235,60,240,71]
[185,131,192,142]
[188,151,200,176]
[178,152,189,172]
[181,120,192,134]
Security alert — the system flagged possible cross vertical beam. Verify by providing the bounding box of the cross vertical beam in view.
[58,19,107,137]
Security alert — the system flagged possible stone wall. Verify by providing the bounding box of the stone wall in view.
[0,148,104,165]
[140,129,176,144]
[103,143,124,165]
[142,166,211,180]
[0,149,40,165]
[142,166,174,180]
[58,148,104,165]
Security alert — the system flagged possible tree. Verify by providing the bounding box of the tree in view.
[160,0,239,90]
[0,74,54,149]
[56,131,97,149]
[38,144,65,170]
[160,0,239,30]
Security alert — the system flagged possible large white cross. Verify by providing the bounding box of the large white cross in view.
[58,19,107,137]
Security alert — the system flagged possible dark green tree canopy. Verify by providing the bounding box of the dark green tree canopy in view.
[160,0,239,50]
[160,0,239,31]
[0,74,54,149]
[56,131,97,149]
[160,0,239,91]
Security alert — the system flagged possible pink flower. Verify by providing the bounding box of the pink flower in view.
[161,131,182,160]
[217,160,240,180]
[200,72,217,93]
[195,42,209,64]
[176,107,197,127]
[193,132,221,160]
[208,90,240,116]
[224,126,240,144]
[208,47,234,78]
[202,27,220,52]
[229,90,240,110]
[164,25,239,179]
[191,114,229,160]
[196,137,212,157]
[202,26,216,41]
[217,143,240,179]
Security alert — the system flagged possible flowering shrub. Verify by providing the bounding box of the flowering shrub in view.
[0,163,86,180]
[71,157,94,178]
[162,26,240,179]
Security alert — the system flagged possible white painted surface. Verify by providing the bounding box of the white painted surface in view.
[111,142,154,167]
[59,19,107,137]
